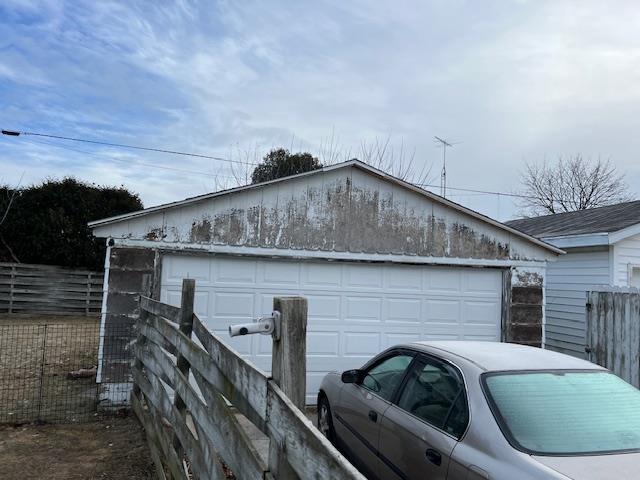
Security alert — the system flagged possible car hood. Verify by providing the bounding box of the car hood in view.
[533,451,640,479]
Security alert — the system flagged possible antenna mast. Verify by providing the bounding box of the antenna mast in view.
[434,136,454,197]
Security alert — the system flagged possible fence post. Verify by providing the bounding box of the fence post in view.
[172,279,196,455]
[85,273,92,316]
[9,265,15,314]
[268,296,307,480]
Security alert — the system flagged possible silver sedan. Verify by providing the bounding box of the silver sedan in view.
[317,341,640,480]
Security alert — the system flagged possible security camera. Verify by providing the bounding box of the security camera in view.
[228,312,280,338]
[229,321,272,337]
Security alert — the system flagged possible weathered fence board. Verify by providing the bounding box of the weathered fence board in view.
[140,296,180,325]
[587,289,640,388]
[133,280,365,480]
[0,262,103,315]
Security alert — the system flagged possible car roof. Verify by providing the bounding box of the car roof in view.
[406,341,605,372]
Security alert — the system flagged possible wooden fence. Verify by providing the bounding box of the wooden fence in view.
[132,279,365,480]
[0,262,103,316]
[586,288,640,388]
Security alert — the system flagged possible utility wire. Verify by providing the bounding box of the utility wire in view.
[417,182,536,199]
[2,128,258,167]
[3,128,537,200]
[22,137,239,181]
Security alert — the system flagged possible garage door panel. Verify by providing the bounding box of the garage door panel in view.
[463,300,501,323]
[212,292,254,317]
[345,296,382,322]
[163,289,181,308]
[383,332,422,348]
[164,255,211,282]
[161,256,503,404]
[385,298,422,323]
[343,332,382,357]
[425,299,461,322]
[260,261,300,285]
[464,270,503,295]
[194,291,210,318]
[346,265,383,289]
[302,263,342,287]
[306,294,341,321]
[426,269,461,293]
[215,258,257,285]
[385,266,423,291]
[255,335,273,356]
[307,332,340,356]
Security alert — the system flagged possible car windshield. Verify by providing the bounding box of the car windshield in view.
[483,371,640,455]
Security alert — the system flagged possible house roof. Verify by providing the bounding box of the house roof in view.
[89,159,563,254]
[506,201,640,239]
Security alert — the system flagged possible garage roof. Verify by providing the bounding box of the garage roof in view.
[89,159,563,254]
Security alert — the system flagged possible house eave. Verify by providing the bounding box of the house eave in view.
[542,222,640,248]
[541,233,610,249]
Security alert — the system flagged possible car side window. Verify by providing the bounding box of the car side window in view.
[361,353,414,401]
[396,356,468,438]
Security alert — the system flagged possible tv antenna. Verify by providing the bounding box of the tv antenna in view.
[434,136,460,197]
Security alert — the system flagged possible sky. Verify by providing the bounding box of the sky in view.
[1,0,639,221]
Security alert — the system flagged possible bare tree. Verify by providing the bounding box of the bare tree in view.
[317,134,434,186]
[223,135,434,191]
[0,174,24,263]
[518,156,633,216]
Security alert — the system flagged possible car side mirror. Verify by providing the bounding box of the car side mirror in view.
[341,369,364,384]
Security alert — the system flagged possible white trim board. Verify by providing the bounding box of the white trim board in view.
[110,238,549,268]
[542,223,640,248]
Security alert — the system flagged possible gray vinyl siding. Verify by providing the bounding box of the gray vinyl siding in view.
[545,248,611,358]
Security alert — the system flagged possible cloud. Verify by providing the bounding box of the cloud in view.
[0,0,639,218]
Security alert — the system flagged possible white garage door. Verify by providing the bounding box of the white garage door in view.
[160,255,503,403]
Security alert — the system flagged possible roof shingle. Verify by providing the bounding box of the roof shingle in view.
[505,201,640,238]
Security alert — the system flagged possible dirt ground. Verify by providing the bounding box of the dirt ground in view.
[0,415,155,480]
[0,314,100,423]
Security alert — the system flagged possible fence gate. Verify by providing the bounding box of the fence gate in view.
[586,290,640,388]
[0,321,102,423]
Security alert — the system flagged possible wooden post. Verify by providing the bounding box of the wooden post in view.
[268,296,307,480]
[85,273,92,316]
[173,279,196,456]
[9,265,15,314]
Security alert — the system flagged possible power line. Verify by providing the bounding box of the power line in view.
[2,128,258,167]
[417,182,536,200]
[21,137,241,181]
[3,128,539,200]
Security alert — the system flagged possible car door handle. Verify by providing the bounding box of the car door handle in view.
[368,410,378,422]
[425,448,442,466]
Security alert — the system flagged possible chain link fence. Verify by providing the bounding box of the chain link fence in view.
[0,319,132,424]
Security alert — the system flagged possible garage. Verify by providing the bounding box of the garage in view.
[90,159,561,407]
[160,255,502,401]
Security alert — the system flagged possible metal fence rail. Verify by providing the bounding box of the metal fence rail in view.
[0,320,130,424]
[0,262,104,316]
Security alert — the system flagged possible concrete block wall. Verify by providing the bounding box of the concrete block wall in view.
[505,267,544,347]
[98,246,155,409]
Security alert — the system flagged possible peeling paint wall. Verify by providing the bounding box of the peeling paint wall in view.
[93,167,555,262]
[98,246,155,409]
[506,266,545,347]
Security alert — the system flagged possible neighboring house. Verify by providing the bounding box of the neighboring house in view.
[89,159,561,406]
[507,200,640,359]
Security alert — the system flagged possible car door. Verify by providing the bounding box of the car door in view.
[377,354,469,480]
[334,351,416,480]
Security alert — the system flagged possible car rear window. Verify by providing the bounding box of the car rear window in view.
[483,371,640,455]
